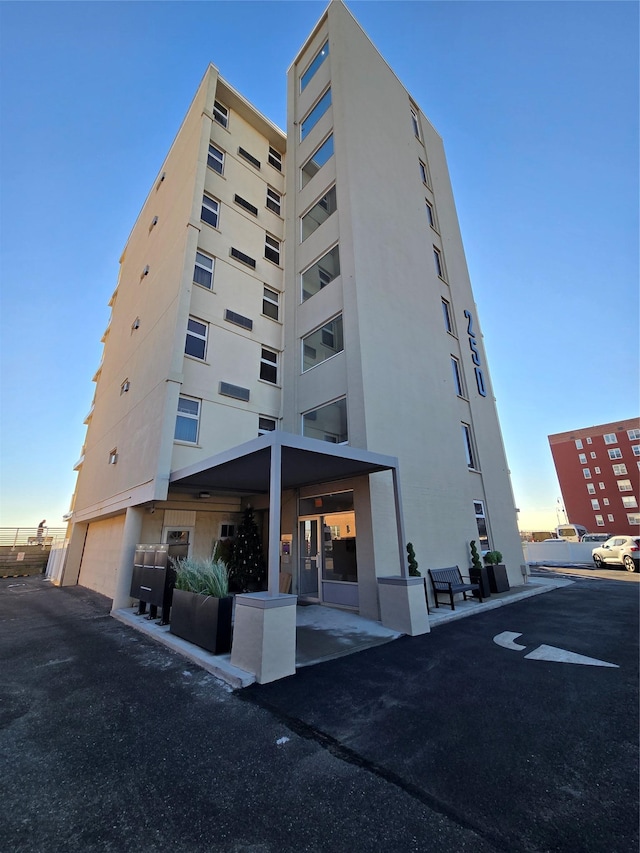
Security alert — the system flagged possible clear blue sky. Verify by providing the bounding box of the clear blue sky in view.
[1,0,638,531]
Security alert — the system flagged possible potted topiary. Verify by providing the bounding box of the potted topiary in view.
[483,549,510,593]
[169,557,233,654]
[468,540,491,598]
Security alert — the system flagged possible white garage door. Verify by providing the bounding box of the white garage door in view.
[78,515,126,600]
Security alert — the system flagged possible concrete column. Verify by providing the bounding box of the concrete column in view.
[230,592,297,683]
[111,507,144,611]
[378,576,430,635]
[267,441,282,596]
[392,466,408,578]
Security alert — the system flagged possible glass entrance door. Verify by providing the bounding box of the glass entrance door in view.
[298,508,359,608]
[299,518,320,598]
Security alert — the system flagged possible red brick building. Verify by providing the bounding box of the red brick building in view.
[549,418,640,536]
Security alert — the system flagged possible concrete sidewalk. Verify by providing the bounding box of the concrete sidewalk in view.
[113,574,571,688]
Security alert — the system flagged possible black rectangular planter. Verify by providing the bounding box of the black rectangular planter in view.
[469,566,491,599]
[486,563,510,594]
[169,589,233,655]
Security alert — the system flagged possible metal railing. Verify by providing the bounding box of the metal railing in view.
[0,527,68,549]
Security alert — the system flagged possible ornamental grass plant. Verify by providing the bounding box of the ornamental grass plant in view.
[170,557,229,598]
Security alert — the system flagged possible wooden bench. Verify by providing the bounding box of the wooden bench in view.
[428,566,483,610]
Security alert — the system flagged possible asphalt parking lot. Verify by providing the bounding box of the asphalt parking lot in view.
[1,572,638,853]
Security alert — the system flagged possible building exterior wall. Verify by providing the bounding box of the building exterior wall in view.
[549,418,640,535]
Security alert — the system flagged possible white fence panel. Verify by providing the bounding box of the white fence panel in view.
[45,543,68,584]
[524,541,596,564]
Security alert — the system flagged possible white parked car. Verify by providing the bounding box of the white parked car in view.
[592,536,640,572]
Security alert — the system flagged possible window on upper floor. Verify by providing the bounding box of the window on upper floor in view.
[194,251,214,290]
[300,40,329,91]
[410,106,420,139]
[595,515,605,526]
[603,498,610,505]
[201,194,219,229]
[266,188,281,215]
[595,467,601,474]
[628,512,640,525]
[433,247,445,280]
[185,317,208,361]
[451,357,465,397]
[265,234,280,265]
[462,423,477,470]
[262,287,279,320]
[268,147,282,171]
[302,397,347,444]
[442,299,453,334]
[598,482,605,490]
[608,448,623,460]
[419,160,430,186]
[578,453,587,464]
[622,496,638,508]
[175,396,200,443]
[627,428,640,440]
[612,464,628,475]
[302,315,344,371]
[586,483,596,494]
[301,245,340,302]
[575,439,583,449]
[586,437,592,444]
[604,433,617,444]
[617,479,632,492]
[207,144,224,174]
[301,134,334,187]
[260,348,278,384]
[583,468,591,479]
[301,185,337,241]
[301,88,331,140]
[633,445,640,456]
[425,199,436,229]
[213,100,228,128]
[590,451,597,459]
[258,416,277,436]
[591,499,600,510]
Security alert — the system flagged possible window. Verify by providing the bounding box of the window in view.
[201,194,219,228]
[627,428,640,440]
[300,87,331,140]
[303,315,344,371]
[599,482,605,490]
[302,397,347,444]
[260,348,278,384]
[258,416,277,436]
[622,496,638,508]
[265,235,280,265]
[590,452,597,459]
[266,188,281,215]
[583,468,591,479]
[613,464,628,475]
[120,379,130,395]
[224,309,253,331]
[608,448,623,460]
[473,500,490,550]
[207,144,224,174]
[238,146,260,169]
[433,247,445,279]
[595,515,605,527]
[462,423,477,470]
[262,287,279,320]
[425,200,435,229]
[603,498,610,506]
[301,186,337,240]
[213,100,228,128]
[301,40,329,91]
[442,299,453,333]
[575,439,583,449]
[234,194,258,216]
[617,479,632,492]
[301,134,334,187]
[604,433,617,444]
[410,106,420,138]
[268,147,282,171]
[301,245,340,301]
[591,499,600,510]
[632,445,640,456]
[578,453,587,464]
[175,396,200,443]
[230,247,256,269]
[595,467,601,474]
[108,448,118,465]
[586,483,596,494]
[451,356,465,397]
[220,524,235,539]
[185,317,208,360]
[608,514,615,523]
[586,437,592,444]
[220,382,250,402]
[194,251,214,290]
[627,513,640,525]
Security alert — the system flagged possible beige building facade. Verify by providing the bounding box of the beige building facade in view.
[63,1,523,679]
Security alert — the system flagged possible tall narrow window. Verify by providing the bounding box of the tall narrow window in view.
[442,299,453,333]
[175,396,200,443]
[583,468,591,479]
[301,134,334,187]
[410,106,420,138]
[213,100,228,128]
[201,194,219,229]
[451,357,464,397]
[207,144,224,174]
[262,287,279,320]
[300,40,329,91]
[301,245,340,301]
[266,188,281,215]
[473,501,489,550]
[301,186,337,240]
[193,251,214,289]
[419,160,429,185]
[300,88,331,140]
[462,423,477,470]
[425,200,435,228]
[268,147,282,171]
[265,235,280,265]
[433,247,445,279]
[185,317,208,360]
[260,348,278,384]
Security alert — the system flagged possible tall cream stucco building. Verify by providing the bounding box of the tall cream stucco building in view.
[63,1,523,677]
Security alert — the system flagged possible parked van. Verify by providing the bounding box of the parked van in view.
[555,524,588,542]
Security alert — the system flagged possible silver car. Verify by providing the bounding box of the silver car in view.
[592,536,640,572]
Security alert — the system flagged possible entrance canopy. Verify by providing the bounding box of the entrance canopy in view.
[169,431,407,595]
[170,431,398,495]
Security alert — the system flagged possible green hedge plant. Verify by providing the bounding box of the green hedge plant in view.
[170,556,229,598]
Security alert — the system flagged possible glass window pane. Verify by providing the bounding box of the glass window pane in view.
[301,134,334,187]
[177,397,199,416]
[301,186,337,241]
[301,88,331,140]
[301,245,340,301]
[300,41,329,91]
[303,398,347,444]
[175,416,198,443]
[303,316,343,371]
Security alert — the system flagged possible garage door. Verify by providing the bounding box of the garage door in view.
[78,515,126,600]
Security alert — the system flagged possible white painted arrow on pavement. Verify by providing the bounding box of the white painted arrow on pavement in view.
[493,632,619,668]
